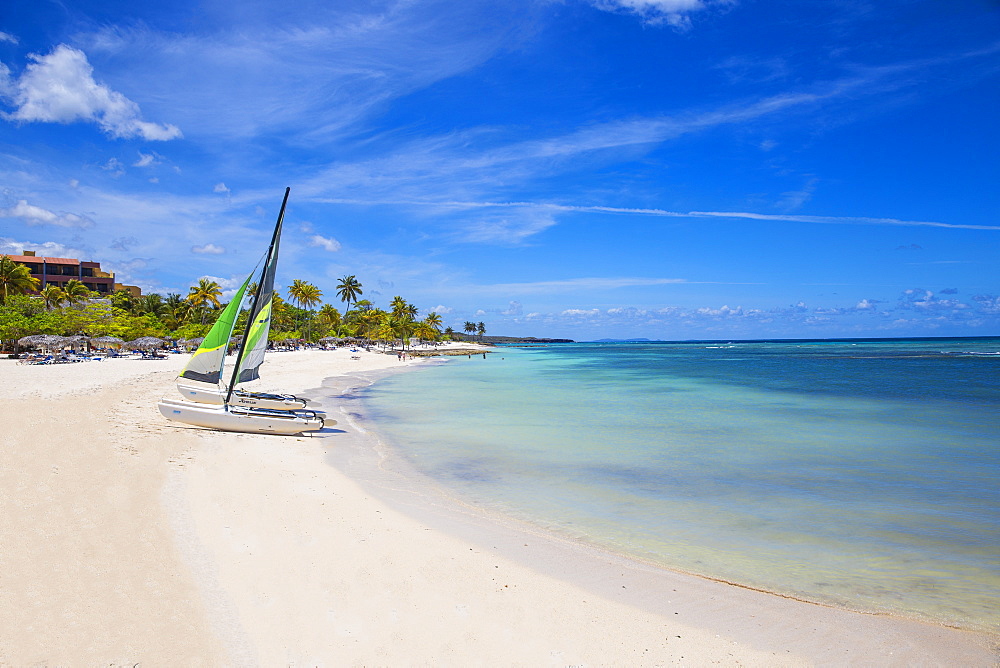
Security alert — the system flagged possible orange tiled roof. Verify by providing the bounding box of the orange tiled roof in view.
[6,255,80,265]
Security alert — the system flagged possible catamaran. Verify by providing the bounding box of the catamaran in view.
[158,188,327,435]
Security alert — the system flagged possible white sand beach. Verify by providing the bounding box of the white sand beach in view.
[0,348,995,665]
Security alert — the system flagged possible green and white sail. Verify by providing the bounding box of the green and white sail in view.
[235,225,280,384]
[226,186,288,399]
[177,273,253,385]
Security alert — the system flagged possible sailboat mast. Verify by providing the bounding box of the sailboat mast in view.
[225,186,290,406]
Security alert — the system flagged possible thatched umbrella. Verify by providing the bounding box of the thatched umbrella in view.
[178,337,204,351]
[17,334,68,352]
[125,336,165,350]
[60,335,89,350]
[91,336,124,348]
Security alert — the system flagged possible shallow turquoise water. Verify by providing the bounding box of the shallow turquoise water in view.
[358,339,1000,630]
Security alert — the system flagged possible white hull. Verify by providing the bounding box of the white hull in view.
[158,397,328,434]
[177,383,309,411]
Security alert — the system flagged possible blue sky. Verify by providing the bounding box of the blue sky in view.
[1,0,998,341]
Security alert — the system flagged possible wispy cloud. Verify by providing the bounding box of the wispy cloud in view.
[483,277,688,294]
[686,210,1000,231]
[311,197,1000,232]
[290,48,1000,246]
[454,209,558,245]
[78,4,537,143]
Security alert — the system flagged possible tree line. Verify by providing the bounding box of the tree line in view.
[0,256,488,349]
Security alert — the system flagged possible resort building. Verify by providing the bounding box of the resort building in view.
[7,250,142,297]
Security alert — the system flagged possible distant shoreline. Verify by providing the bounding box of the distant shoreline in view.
[451,333,1000,346]
[588,334,1000,344]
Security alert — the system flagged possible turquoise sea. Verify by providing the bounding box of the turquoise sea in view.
[356,338,1000,631]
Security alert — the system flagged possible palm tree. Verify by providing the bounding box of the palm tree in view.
[358,308,386,343]
[391,312,416,351]
[288,279,322,310]
[161,293,190,330]
[39,284,66,309]
[477,321,486,341]
[288,279,323,339]
[316,304,342,337]
[136,293,166,317]
[0,255,40,304]
[443,326,455,340]
[372,316,395,351]
[424,312,443,334]
[335,275,363,316]
[463,321,476,340]
[390,295,407,316]
[187,278,223,324]
[270,294,293,333]
[413,321,436,344]
[62,279,92,306]
[109,288,136,312]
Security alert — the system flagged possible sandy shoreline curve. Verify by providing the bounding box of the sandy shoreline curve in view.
[1,347,995,665]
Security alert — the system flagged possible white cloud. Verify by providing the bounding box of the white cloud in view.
[0,63,13,100]
[1,45,181,140]
[214,182,230,194]
[102,157,124,177]
[192,243,225,254]
[0,236,89,259]
[0,33,17,44]
[199,274,243,290]
[856,299,878,310]
[0,199,94,228]
[591,0,715,28]
[972,295,1000,314]
[430,304,452,314]
[608,307,649,317]
[696,304,744,317]
[561,308,601,317]
[193,274,247,300]
[501,301,523,316]
[308,234,341,252]
[133,151,156,167]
